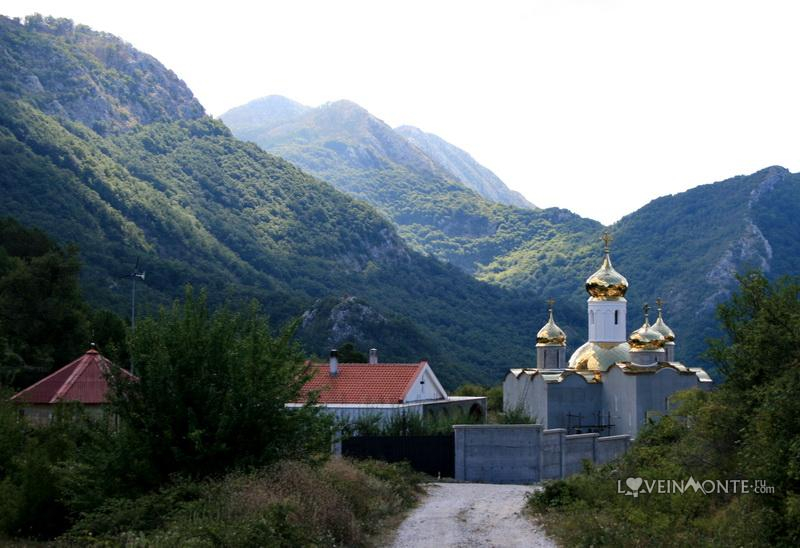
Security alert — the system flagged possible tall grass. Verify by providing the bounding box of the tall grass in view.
[63,459,423,547]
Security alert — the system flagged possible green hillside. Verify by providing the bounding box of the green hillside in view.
[221,97,601,274]
[0,14,576,387]
[480,166,800,366]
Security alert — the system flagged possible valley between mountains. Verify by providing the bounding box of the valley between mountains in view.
[2,15,800,386]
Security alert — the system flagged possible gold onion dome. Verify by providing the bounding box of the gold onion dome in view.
[628,305,666,350]
[585,233,628,300]
[568,341,631,372]
[537,300,566,346]
[651,298,675,342]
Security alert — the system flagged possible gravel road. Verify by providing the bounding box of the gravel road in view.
[389,482,557,548]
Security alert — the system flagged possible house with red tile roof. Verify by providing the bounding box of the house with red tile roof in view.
[11,347,135,423]
[289,349,486,426]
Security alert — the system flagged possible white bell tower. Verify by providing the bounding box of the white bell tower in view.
[588,299,627,342]
[585,233,628,343]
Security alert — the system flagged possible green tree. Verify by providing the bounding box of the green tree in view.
[0,218,91,387]
[109,288,332,483]
[337,341,367,363]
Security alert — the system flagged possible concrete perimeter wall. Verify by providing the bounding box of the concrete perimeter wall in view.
[454,425,631,484]
[454,424,542,484]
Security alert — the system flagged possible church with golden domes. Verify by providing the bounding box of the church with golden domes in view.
[503,234,712,438]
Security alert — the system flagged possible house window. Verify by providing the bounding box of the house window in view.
[614,310,619,324]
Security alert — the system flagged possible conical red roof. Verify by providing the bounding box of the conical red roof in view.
[11,349,134,405]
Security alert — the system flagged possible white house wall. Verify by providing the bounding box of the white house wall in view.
[405,366,447,402]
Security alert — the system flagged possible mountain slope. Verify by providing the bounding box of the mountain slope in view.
[221,98,600,274]
[222,95,800,372]
[479,166,800,368]
[395,125,535,209]
[0,14,578,387]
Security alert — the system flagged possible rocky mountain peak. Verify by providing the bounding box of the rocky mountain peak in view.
[0,14,205,134]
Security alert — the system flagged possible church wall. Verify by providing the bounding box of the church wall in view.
[503,372,547,422]
[546,375,602,430]
[502,373,524,412]
[602,367,638,436]
[530,375,549,424]
[633,369,708,436]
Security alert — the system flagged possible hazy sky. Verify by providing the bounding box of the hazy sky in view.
[5,1,800,224]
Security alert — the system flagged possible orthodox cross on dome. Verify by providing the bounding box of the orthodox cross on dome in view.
[547,297,555,313]
[601,232,613,253]
[655,297,664,311]
[643,303,650,321]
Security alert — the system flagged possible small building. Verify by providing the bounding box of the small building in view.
[289,349,486,425]
[10,347,133,423]
[504,236,712,438]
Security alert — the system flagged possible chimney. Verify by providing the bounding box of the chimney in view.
[329,349,338,376]
[369,348,378,365]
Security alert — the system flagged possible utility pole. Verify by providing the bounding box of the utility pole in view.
[123,259,145,375]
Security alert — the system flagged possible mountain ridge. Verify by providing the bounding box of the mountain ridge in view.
[395,124,536,209]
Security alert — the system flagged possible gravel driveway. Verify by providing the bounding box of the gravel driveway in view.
[389,482,556,548]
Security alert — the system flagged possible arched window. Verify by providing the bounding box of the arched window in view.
[614,310,619,325]
[590,311,595,324]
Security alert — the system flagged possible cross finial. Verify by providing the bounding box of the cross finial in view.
[655,297,664,311]
[601,232,612,253]
[643,303,650,320]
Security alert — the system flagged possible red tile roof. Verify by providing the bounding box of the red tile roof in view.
[297,362,427,404]
[11,349,135,405]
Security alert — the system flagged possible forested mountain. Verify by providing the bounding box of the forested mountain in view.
[477,165,800,368]
[223,93,800,372]
[395,125,535,209]
[221,97,600,273]
[0,14,575,387]
[3,15,798,384]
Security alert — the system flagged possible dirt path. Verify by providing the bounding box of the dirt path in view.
[389,482,556,548]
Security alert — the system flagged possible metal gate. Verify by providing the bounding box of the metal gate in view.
[341,434,455,477]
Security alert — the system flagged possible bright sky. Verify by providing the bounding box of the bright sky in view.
[5,1,800,224]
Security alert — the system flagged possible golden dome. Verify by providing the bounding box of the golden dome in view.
[585,233,628,300]
[568,341,631,371]
[628,305,666,350]
[651,298,675,342]
[536,302,566,346]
